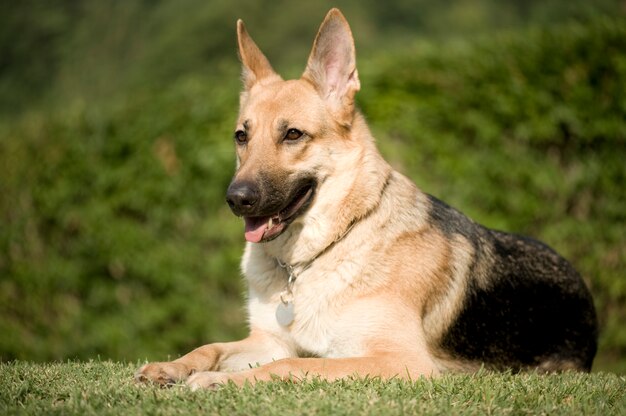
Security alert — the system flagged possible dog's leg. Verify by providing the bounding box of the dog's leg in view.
[186,353,439,389]
[135,330,292,386]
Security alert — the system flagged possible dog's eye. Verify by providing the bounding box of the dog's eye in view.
[284,128,303,141]
[234,130,247,144]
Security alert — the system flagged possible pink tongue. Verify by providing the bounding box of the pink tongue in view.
[244,217,269,243]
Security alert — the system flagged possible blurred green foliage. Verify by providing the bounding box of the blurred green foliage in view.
[0,76,246,360]
[1,0,623,113]
[0,1,624,373]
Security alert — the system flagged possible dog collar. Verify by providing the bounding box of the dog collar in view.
[274,259,299,326]
[273,220,357,327]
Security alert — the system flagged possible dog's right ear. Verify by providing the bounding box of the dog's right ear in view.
[237,20,280,90]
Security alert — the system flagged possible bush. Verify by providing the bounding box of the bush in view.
[0,17,624,372]
[0,74,246,361]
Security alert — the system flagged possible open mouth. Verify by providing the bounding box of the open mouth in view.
[243,184,314,243]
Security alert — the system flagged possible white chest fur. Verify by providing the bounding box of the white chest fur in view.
[243,242,385,359]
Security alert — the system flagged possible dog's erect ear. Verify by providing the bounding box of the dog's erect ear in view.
[237,20,280,90]
[302,9,360,126]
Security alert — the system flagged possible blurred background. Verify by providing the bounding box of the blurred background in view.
[0,0,624,372]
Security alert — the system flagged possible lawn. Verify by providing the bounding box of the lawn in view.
[1,361,624,415]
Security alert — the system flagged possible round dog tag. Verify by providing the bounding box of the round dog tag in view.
[276,301,295,326]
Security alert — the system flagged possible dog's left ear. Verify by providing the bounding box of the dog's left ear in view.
[302,8,360,126]
[237,19,280,90]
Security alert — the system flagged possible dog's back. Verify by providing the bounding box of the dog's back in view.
[426,195,598,371]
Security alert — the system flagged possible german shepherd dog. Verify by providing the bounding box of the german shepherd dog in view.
[136,9,597,389]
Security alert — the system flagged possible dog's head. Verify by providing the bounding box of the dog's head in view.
[226,9,361,243]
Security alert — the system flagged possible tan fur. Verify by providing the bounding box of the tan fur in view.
[135,8,589,390]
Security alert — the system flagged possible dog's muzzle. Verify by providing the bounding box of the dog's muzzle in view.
[225,178,316,243]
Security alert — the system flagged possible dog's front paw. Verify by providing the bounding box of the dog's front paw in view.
[135,361,193,386]
[186,371,232,391]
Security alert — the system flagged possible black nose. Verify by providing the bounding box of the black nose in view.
[226,181,259,215]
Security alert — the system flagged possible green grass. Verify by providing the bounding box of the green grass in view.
[1,361,624,415]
